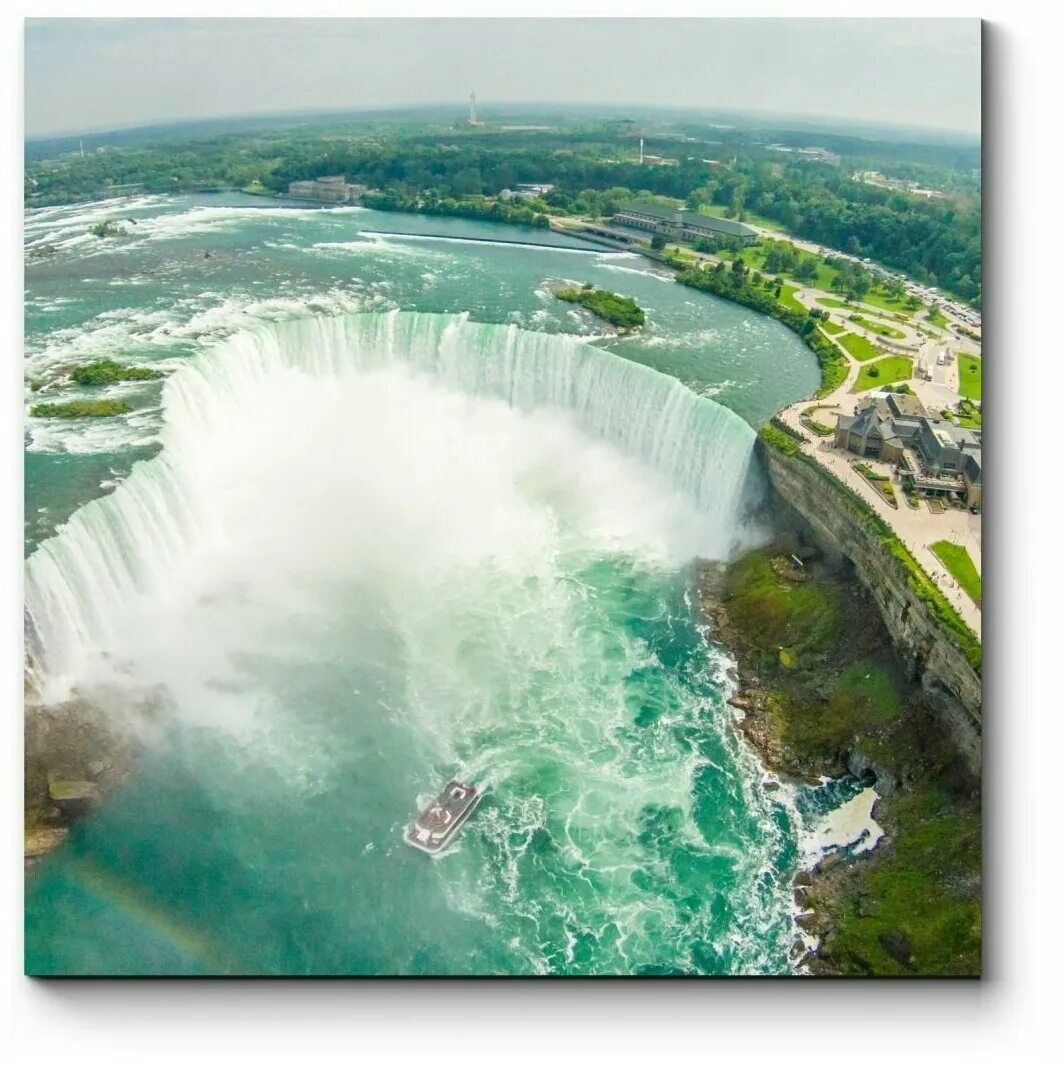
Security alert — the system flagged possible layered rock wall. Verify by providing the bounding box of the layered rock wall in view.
[756,438,982,774]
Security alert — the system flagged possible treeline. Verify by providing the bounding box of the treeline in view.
[677,260,848,396]
[360,190,550,229]
[26,123,980,304]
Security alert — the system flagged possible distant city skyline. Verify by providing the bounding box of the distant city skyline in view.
[25,18,981,140]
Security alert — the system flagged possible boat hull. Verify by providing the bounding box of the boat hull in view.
[404,780,480,854]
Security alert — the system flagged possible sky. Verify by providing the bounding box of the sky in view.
[24,18,982,139]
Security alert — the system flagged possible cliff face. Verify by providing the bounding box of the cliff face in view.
[756,439,982,775]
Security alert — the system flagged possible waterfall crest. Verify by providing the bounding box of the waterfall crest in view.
[26,311,762,696]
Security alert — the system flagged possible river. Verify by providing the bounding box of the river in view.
[24,193,825,975]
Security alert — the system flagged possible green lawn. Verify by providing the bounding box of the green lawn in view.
[698,203,786,233]
[820,319,845,335]
[928,306,949,329]
[958,353,982,400]
[854,356,913,391]
[838,332,882,362]
[817,296,849,309]
[861,288,923,315]
[849,314,906,340]
[829,661,904,725]
[778,284,807,314]
[734,240,842,291]
[931,541,982,604]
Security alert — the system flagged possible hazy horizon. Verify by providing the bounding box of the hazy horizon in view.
[25,18,981,140]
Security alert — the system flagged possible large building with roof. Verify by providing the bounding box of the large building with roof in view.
[611,202,757,245]
[288,176,366,203]
[835,392,982,508]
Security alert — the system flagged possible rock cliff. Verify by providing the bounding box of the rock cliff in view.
[755,437,982,776]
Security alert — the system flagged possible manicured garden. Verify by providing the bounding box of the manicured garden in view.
[854,356,913,391]
[838,332,883,362]
[849,314,906,339]
[854,462,899,508]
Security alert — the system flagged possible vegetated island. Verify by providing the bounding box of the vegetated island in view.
[68,359,163,386]
[554,284,645,332]
[31,399,133,419]
[27,361,163,418]
[88,220,126,238]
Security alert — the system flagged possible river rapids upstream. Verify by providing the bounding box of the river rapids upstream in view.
[22,193,859,976]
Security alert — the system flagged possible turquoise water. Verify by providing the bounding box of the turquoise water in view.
[24,194,821,975]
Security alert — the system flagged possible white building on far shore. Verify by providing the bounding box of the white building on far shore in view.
[288,177,366,203]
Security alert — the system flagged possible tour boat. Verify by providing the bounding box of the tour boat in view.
[404,780,480,855]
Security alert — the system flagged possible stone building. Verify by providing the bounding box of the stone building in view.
[835,392,982,508]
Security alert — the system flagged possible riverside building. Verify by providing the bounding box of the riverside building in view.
[611,201,757,245]
[287,177,366,203]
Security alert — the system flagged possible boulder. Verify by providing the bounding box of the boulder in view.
[48,779,101,818]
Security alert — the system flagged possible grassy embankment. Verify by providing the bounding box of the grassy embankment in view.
[713,545,981,975]
[854,356,914,391]
[931,541,982,604]
[554,285,645,330]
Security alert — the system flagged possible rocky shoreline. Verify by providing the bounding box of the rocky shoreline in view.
[696,542,981,975]
[25,697,139,871]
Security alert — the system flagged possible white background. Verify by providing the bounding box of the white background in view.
[3,1,1058,1064]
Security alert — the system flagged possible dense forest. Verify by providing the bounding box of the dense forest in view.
[26,118,981,305]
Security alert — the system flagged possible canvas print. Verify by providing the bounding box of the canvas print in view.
[23,17,982,976]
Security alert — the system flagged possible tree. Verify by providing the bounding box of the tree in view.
[794,257,818,284]
[685,188,708,212]
[650,232,668,251]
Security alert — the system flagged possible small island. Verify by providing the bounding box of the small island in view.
[555,284,645,331]
[31,399,133,419]
[68,359,163,386]
[88,220,126,239]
